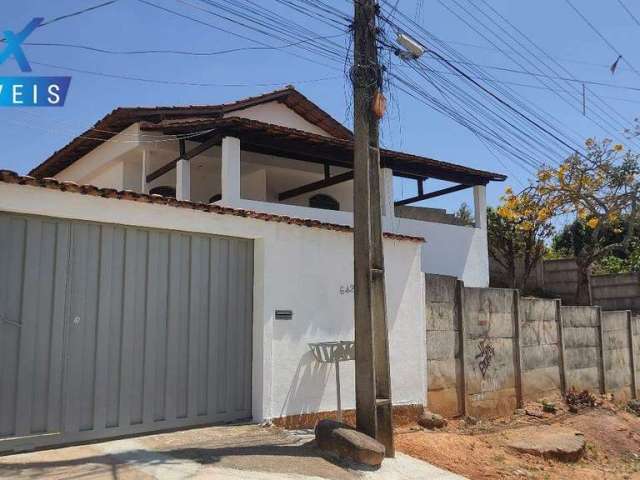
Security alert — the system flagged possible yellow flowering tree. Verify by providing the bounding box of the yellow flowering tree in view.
[534,138,640,304]
[489,186,556,289]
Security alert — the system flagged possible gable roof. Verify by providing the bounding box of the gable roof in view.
[29,86,352,179]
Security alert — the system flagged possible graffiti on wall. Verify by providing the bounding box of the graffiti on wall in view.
[475,339,495,378]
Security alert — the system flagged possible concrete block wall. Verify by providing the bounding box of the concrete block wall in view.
[561,306,604,394]
[541,259,580,305]
[520,298,563,401]
[602,311,635,401]
[425,275,639,418]
[463,287,520,417]
[634,315,640,395]
[491,257,640,312]
[424,275,463,417]
[592,273,640,312]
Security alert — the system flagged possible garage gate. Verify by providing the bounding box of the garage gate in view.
[0,212,253,452]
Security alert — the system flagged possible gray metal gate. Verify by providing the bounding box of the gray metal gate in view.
[0,213,253,452]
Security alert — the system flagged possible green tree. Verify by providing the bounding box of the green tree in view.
[552,217,640,274]
[534,139,640,304]
[489,187,555,289]
[454,202,474,226]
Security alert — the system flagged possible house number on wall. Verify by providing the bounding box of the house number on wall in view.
[339,283,355,295]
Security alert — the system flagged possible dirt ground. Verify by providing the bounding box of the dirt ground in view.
[396,396,640,479]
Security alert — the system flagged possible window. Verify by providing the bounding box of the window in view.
[149,186,176,198]
[309,193,340,211]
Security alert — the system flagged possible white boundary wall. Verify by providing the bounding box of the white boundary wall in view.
[0,182,427,421]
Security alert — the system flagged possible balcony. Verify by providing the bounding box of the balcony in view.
[116,131,491,286]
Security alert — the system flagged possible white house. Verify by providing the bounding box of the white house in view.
[0,86,505,452]
[29,86,505,287]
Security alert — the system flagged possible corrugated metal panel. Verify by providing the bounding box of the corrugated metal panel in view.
[0,212,253,452]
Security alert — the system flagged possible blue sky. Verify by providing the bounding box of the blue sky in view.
[1,1,639,213]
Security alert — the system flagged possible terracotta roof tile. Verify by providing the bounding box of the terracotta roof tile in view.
[0,170,424,243]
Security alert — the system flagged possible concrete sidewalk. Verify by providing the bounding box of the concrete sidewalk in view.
[0,424,464,480]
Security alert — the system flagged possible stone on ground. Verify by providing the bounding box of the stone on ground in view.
[314,420,385,467]
[501,426,586,462]
[417,411,447,429]
[462,415,478,426]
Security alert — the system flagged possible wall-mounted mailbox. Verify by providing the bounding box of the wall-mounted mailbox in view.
[275,309,293,320]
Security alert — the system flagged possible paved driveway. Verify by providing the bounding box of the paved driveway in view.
[0,424,464,480]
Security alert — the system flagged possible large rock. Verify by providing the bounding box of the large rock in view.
[417,411,447,429]
[314,420,385,467]
[501,426,586,462]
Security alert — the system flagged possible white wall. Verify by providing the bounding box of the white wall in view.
[86,161,125,190]
[392,217,489,287]
[0,182,426,421]
[55,124,141,186]
[227,101,332,137]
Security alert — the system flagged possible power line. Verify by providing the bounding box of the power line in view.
[190,0,348,65]
[396,63,640,103]
[564,0,640,79]
[274,0,558,171]
[436,0,635,147]
[23,33,346,57]
[136,0,344,71]
[23,37,640,93]
[178,0,345,63]
[30,60,341,87]
[617,0,640,28]
[384,36,569,166]
[0,1,120,43]
[469,0,638,146]
[441,58,640,93]
[377,1,587,159]
[440,38,631,72]
[389,73,545,173]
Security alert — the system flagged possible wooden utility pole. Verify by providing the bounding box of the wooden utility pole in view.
[352,0,395,457]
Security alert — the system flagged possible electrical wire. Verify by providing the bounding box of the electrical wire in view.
[565,0,640,80]
[0,1,120,43]
[439,38,631,72]
[23,33,346,57]
[136,0,345,71]
[442,0,632,147]
[472,0,638,144]
[617,0,640,28]
[23,37,640,93]
[30,60,341,87]
[384,2,575,165]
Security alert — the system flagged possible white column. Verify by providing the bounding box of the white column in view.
[474,184,487,229]
[176,158,190,201]
[381,168,395,230]
[221,136,241,204]
[141,149,150,194]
